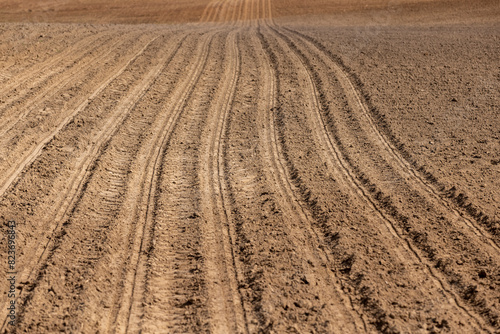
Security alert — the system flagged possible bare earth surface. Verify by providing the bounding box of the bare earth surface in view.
[0,0,499,333]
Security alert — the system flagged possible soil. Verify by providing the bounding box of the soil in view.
[0,0,499,333]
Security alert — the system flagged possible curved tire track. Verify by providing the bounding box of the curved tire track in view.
[114,29,221,334]
[275,25,500,329]
[0,31,145,144]
[8,31,196,333]
[0,32,185,332]
[255,25,367,333]
[283,27,500,253]
[264,23,492,332]
[198,29,249,334]
[0,31,118,122]
[0,35,159,199]
[138,29,244,334]
[0,30,109,102]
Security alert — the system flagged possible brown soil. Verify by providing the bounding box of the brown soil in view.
[0,0,499,333]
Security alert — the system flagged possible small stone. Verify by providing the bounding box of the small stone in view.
[478,269,487,278]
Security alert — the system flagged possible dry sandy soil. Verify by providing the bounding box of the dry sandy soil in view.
[0,0,499,333]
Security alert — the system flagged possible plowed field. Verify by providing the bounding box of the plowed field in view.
[1,0,499,333]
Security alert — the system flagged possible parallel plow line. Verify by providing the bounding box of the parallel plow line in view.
[0,31,144,142]
[255,24,368,332]
[267,24,495,331]
[116,30,220,333]
[0,33,181,331]
[0,35,159,199]
[283,27,500,253]
[199,29,249,333]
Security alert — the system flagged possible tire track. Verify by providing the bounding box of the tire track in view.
[20,30,189,333]
[276,26,500,329]
[0,32,183,331]
[0,26,93,86]
[249,0,255,23]
[0,31,113,115]
[204,0,219,23]
[219,1,229,23]
[266,0,274,25]
[0,33,118,127]
[283,27,500,253]
[230,0,239,23]
[263,0,268,21]
[199,0,215,22]
[223,0,235,24]
[0,30,107,101]
[3,7,494,334]
[219,0,231,24]
[255,0,259,23]
[0,31,144,143]
[242,0,249,22]
[254,25,367,333]
[112,29,220,334]
[198,29,248,334]
[210,1,223,23]
[8,31,190,333]
[0,35,159,200]
[252,0,261,27]
[259,24,405,331]
[139,30,238,334]
[218,28,272,332]
[266,24,494,332]
[236,0,245,22]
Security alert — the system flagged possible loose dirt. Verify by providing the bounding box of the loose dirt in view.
[0,0,499,333]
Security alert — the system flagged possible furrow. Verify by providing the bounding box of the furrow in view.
[242,0,249,22]
[140,29,226,333]
[236,0,245,23]
[267,24,494,331]
[0,32,179,332]
[9,32,187,333]
[0,31,155,183]
[283,27,500,253]
[0,30,144,143]
[0,30,108,100]
[210,1,223,23]
[255,0,260,22]
[0,26,94,85]
[249,0,255,22]
[199,0,215,22]
[198,29,248,333]
[267,0,274,24]
[0,31,116,116]
[219,0,230,24]
[0,35,159,199]
[230,0,239,24]
[254,25,367,332]
[115,29,220,334]
[277,25,500,329]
